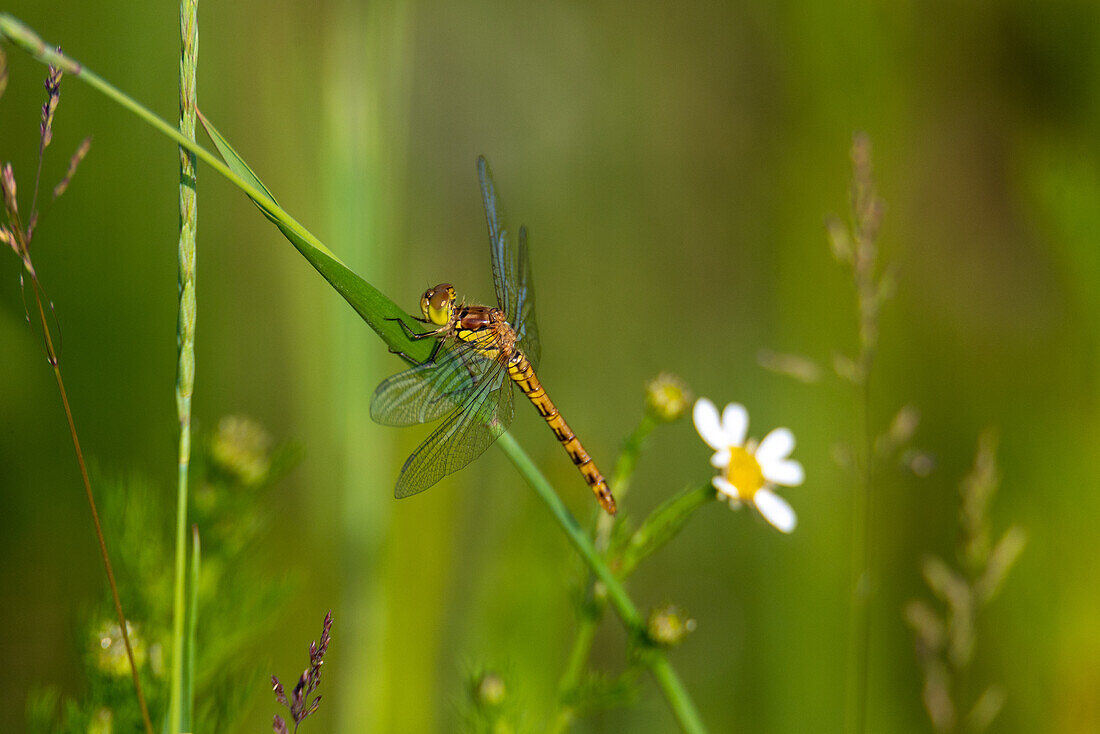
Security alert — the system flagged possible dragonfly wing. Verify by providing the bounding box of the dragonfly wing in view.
[478,156,518,319]
[394,364,515,498]
[371,341,491,427]
[514,225,541,371]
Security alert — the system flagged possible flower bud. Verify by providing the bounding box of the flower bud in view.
[474,672,506,707]
[88,707,113,734]
[647,604,696,647]
[645,373,691,423]
[211,415,273,485]
[92,620,145,677]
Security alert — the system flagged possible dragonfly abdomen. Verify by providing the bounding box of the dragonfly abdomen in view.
[507,352,617,515]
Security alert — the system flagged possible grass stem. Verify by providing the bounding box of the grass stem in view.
[20,256,154,734]
[168,0,199,729]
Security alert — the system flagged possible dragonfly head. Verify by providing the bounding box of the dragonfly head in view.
[420,283,456,325]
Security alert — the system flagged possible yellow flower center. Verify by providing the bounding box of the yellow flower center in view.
[725,446,765,499]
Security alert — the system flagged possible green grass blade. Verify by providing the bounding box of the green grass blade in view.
[198,113,433,364]
[0,14,429,362]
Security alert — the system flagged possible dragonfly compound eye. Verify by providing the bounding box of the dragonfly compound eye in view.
[421,283,455,325]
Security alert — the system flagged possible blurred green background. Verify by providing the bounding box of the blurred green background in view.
[2,0,1098,732]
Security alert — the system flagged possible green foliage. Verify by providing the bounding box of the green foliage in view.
[563,670,640,716]
[1,6,1083,733]
[198,114,433,365]
[543,376,716,732]
[24,419,298,734]
[613,484,717,580]
[457,668,529,734]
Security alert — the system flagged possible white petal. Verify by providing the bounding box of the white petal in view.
[762,458,804,487]
[711,475,741,502]
[693,398,727,450]
[753,489,796,533]
[710,449,731,468]
[721,403,749,447]
[756,427,795,465]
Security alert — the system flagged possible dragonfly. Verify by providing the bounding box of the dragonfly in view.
[370,157,617,515]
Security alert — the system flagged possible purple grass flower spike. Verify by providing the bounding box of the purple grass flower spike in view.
[271,611,333,732]
[271,674,288,706]
[0,47,8,101]
[0,227,14,254]
[40,60,63,150]
[1,164,18,221]
[1,59,92,260]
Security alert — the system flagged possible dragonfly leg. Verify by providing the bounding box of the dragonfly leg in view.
[386,316,437,340]
[387,334,443,366]
[384,317,446,363]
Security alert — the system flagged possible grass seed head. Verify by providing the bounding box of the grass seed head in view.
[40,61,63,149]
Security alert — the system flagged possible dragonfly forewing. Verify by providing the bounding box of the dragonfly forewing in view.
[394,366,514,498]
[371,341,490,427]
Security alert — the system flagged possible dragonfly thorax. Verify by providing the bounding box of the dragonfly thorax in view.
[455,305,518,356]
[421,283,456,325]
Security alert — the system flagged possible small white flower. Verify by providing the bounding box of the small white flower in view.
[693,398,804,533]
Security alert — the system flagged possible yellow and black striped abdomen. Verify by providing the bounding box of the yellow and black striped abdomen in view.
[507,352,617,515]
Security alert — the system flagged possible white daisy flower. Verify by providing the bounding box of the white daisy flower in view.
[693,398,804,533]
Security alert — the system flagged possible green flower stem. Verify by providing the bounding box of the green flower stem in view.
[495,432,708,734]
[546,599,600,734]
[648,655,704,731]
[554,412,655,729]
[594,414,656,551]
[559,603,600,691]
[553,482,715,731]
[554,595,603,697]
[169,0,198,730]
[609,414,657,500]
[495,434,639,626]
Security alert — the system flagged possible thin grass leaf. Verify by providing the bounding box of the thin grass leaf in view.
[197,113,433,364]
